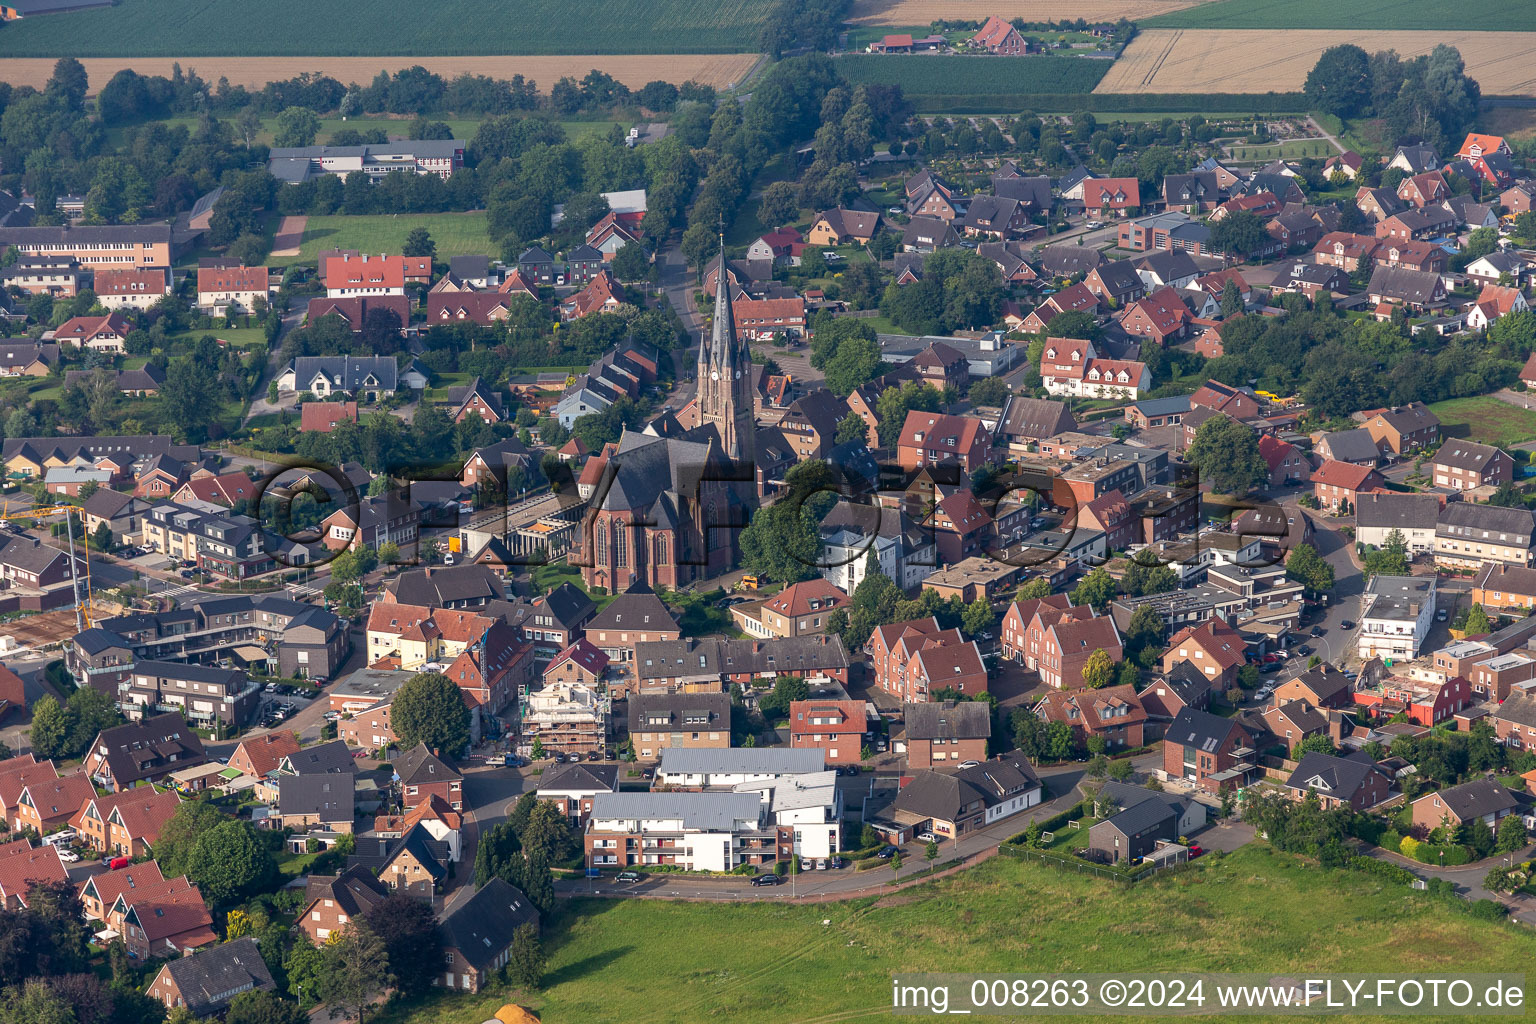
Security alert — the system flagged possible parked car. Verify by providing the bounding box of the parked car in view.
[616,870,643,883]
[484,754,506,766]
[752,873,783,886]
[1436,609,1449,622]
[876,846,896,859]
[800,858,814,872]
[1310,626,1326,637]
[917,831,936,843]
[1261,663,1284,674]
[1187,844,1204,859]
[958,760,981,769]
[57,848,79,863]
[1296,645,1312,656]
[587,750,603,761]
[1340,620,1356,630]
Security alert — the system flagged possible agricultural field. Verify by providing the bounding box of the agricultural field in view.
[847,0,1207,25]
[270,213,496,268]
[371,845,1536,1024]
[1143,0,1536,31]
[1428,395,1536,448]
[1,55,762,94]
[0,0,765,57]
[835,53,1111,96]
[1097,29,1536,95]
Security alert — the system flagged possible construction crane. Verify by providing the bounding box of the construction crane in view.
[0,503,96,632]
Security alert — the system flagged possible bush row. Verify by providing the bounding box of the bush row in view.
[905,92,1308,115]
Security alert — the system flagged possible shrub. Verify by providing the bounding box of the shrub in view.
[1347,855,1415,886]
[1469,898,1509,920]
[1398,836,1422,860]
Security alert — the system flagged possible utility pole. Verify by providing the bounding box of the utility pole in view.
[64,511,84,634]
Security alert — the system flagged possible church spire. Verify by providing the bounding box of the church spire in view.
[696,239,753,465]
[711,245,733,373]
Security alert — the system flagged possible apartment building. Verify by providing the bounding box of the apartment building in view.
[1357,575,1436,662]
[0,224,174,269]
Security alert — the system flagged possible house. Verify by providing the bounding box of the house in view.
[1310,460,1384,513]
[1388,145,1439,176]
[12,772,94,834]
[275,356,398,401]
[626,691,730,760]
[0,837,66,910]
[53,312,130,353]
[1084,260,1146,307]
[1397,171,1448,209]
[305,295,411,334]
[1,256,81,297]
[1372,238,1446,274]
[1363,403,1440,455]
[1316,428,1381,467]
[276,775,356,833]
[1410,778,1518,833]
[320,494,419,554]
[1357,575,1436,662]
[907,182,962,222]
[1355,492,1441,553]
[961,195,1028,240]
[870,617,986,702]
[971,14,1029,53]
[436,878,540,993]
[1119,287,1191,345]
[1432,440,1511,491]
[395,743,462,810]
[349,823,450,895]
[442,376,505,424]
[895,411,992,474]
[1087,798,1177,864]
[94,266,171,310]
[1272,665,1354,710]
[428,292,523,326]
[1118,210,1216,256]
[1162,172,1223,213]
[1038,338,1149,401]
[296,866,390,945]
[1465,250,1529,289]
[319,252,406,298]
[1037,244,1102,280]
[114,874,218,958]
[1082,178,1141,217]
[744,578,850,639]
[994,395,1075,455]
[0,224,174,270]
[1375,206,1456,242]
[977,240,1039,285]
[788,696,868,766]
[536,762,618,826]
[147,937,274,1018]
[584,591,681,663]
[268,140,463,182]
[1323,151,1363,180]
[196,265,272,314]
[1504,182,1536,216]
[1132,249,1200,291]
[82,714,207,792]
[900,216,960,253]
[1467,283,1529,331]
[1035,683,1145,749]
[300,401,358,434]
[565,243,607,283]
[1277,261,1350,299]
[1137,670,1214,727]
[229,732,303,780]
[1473,562,1536,614]
[1285,751,1391,811]
[1457,133,1510,161]
[1435,502,1536,569]
[1077,489,1137,550]
[0,341,58,377]
[1021,282,1100,334]
[559,269,622,319]
[891,759,1040,841]
[1163,707,1253,791]
[808,208,881,246]
[1261,699,1332,755]
[1161,620,1246,689]
[1258,433,1308,488]
[902,699,989,770]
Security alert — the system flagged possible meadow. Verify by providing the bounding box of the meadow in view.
[835,53,1111,96]
[0,0,766,56]
[1097,29,1536,96]
[371,845,1536,1024]
[848,0,1206,25]
[1143,0,1536,31]
[270,213,496,267]
[1428,395,1536,448]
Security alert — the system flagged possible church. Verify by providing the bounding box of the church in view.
[576,250,758,592]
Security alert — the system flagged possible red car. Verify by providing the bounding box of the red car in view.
[1187,844,1204,859]
[1260,653,1283,664]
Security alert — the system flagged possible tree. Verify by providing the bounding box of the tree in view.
[823,333,884,397]
[1220,279,1245,319]
[757,181,799,228]
[359,893,440,998]
[225,990,309,1024]
[1495,812,1527,853]
[1081,648,1114,689]
[1209,210,1266,259]
[968,376,1009,407]
[1123,602,1166,658]
[1362,528,1411,576]
[1070,567,1117,612]
[834,414,868,445]
[505,922,546,990]
[185,819,278,905]
[161,356,222,443]
[274,107,322,148]
[873,379,942,446]
[1185,414,1267,494]
[739,501,818,584]
[391,672,472,756]
[321,922,391,1024]
[27,695,70,760]
[611,241,650,282]
[1488,480,1527,509]
[758,675,811,721]
[890,850,902,878]
[401,228,436,259]
[924,840,939,872]
[1285,543,1335,594]
[1107,757,1135,782]
[1294,733,1336,757]
[960,598,995,638]
[1015,577,1053,602]
[1465,603,1493,636]
[1304,44,1373,117]
[1044,310,1097,340]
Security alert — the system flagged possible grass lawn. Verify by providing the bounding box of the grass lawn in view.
[660,588,745,638]
[275,849,321,877]
[107,115,493,150]
[1427,395,1536,448]
[275,213,495,267]
[1226,139,1337,162]
[164,326,270,350]
[372,844,1536,1024]
[1144,0,1536,30]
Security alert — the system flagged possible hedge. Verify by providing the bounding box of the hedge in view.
[904,91,1307,115]
[1347,855,1416,886]
[1005,800,1092,845]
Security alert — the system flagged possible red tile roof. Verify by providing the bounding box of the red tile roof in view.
[0,838,66,904]
[197,265,269,294]
[324,253,405,290]
[300,401,359,434]
[764,579,850,618]
[1311,459,1377,489]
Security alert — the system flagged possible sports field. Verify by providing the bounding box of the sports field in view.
[1,55,762,94]
[0,0,765,56]
[1428,395,1536,448]
[270,213,495,268]
[848,0,1207,24]
[1097,29,1536,95]
[1144,0,1536,31]
[370,846,1536,1024]
[836,53,1111,95]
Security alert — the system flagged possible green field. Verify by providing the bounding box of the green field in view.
[1428,395,1536,447]
[373,845,1536,1024]
[834,54,1111,97]
[273,213,495,267]
[0,0,765,56]
[1144,0,1536,30]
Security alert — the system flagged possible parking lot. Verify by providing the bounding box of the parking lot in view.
[256,681,319,727]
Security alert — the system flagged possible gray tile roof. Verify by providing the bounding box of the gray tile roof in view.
[161,937,274,1018]
[1285,750,1385,801]
[278,774,355,821]
[1165,708,1243,755]
[1097,796,1176,836]
[590,791,764,830]
[1421,778,1518,822]
[903,700,991,741]
[438,878,539,971]
[1320,428,1380,464]
[283,739,357,776]
[658,747,825,777]
[1355,492,1441,531]
[891,759,1039,821]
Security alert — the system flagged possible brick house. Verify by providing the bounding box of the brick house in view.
[69,787,180,859]
[1272,665,1354,709]
[1077,489,1137,551]
[1261,700,1332,755]
[1036,684,1147,750]
[12,772,94,834]
[1162,707,1252,791]
[1118,287,1192,346]
[1311,460,1384,513]
[1036,614,1123,690]
[394,744,462,811]
[902,699,990,769]
[1432,440,1510,491]
[0,838,66,909]
[1472,563,1536,614]
[895,411,993,473]
[534,762,618,827]
[436,878,540,993]
[1284,751,1391,811]
[788,697,868,765]
[627,692,731,760]
[1161,620,1246,690]
[999,594,1075,664]
[871,618,987,702]
[1363,403,1440,456]
[1410,778,1518,834]
[296,866,390,945]
[1258,433,1308,488]
[147,937,274,1019]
